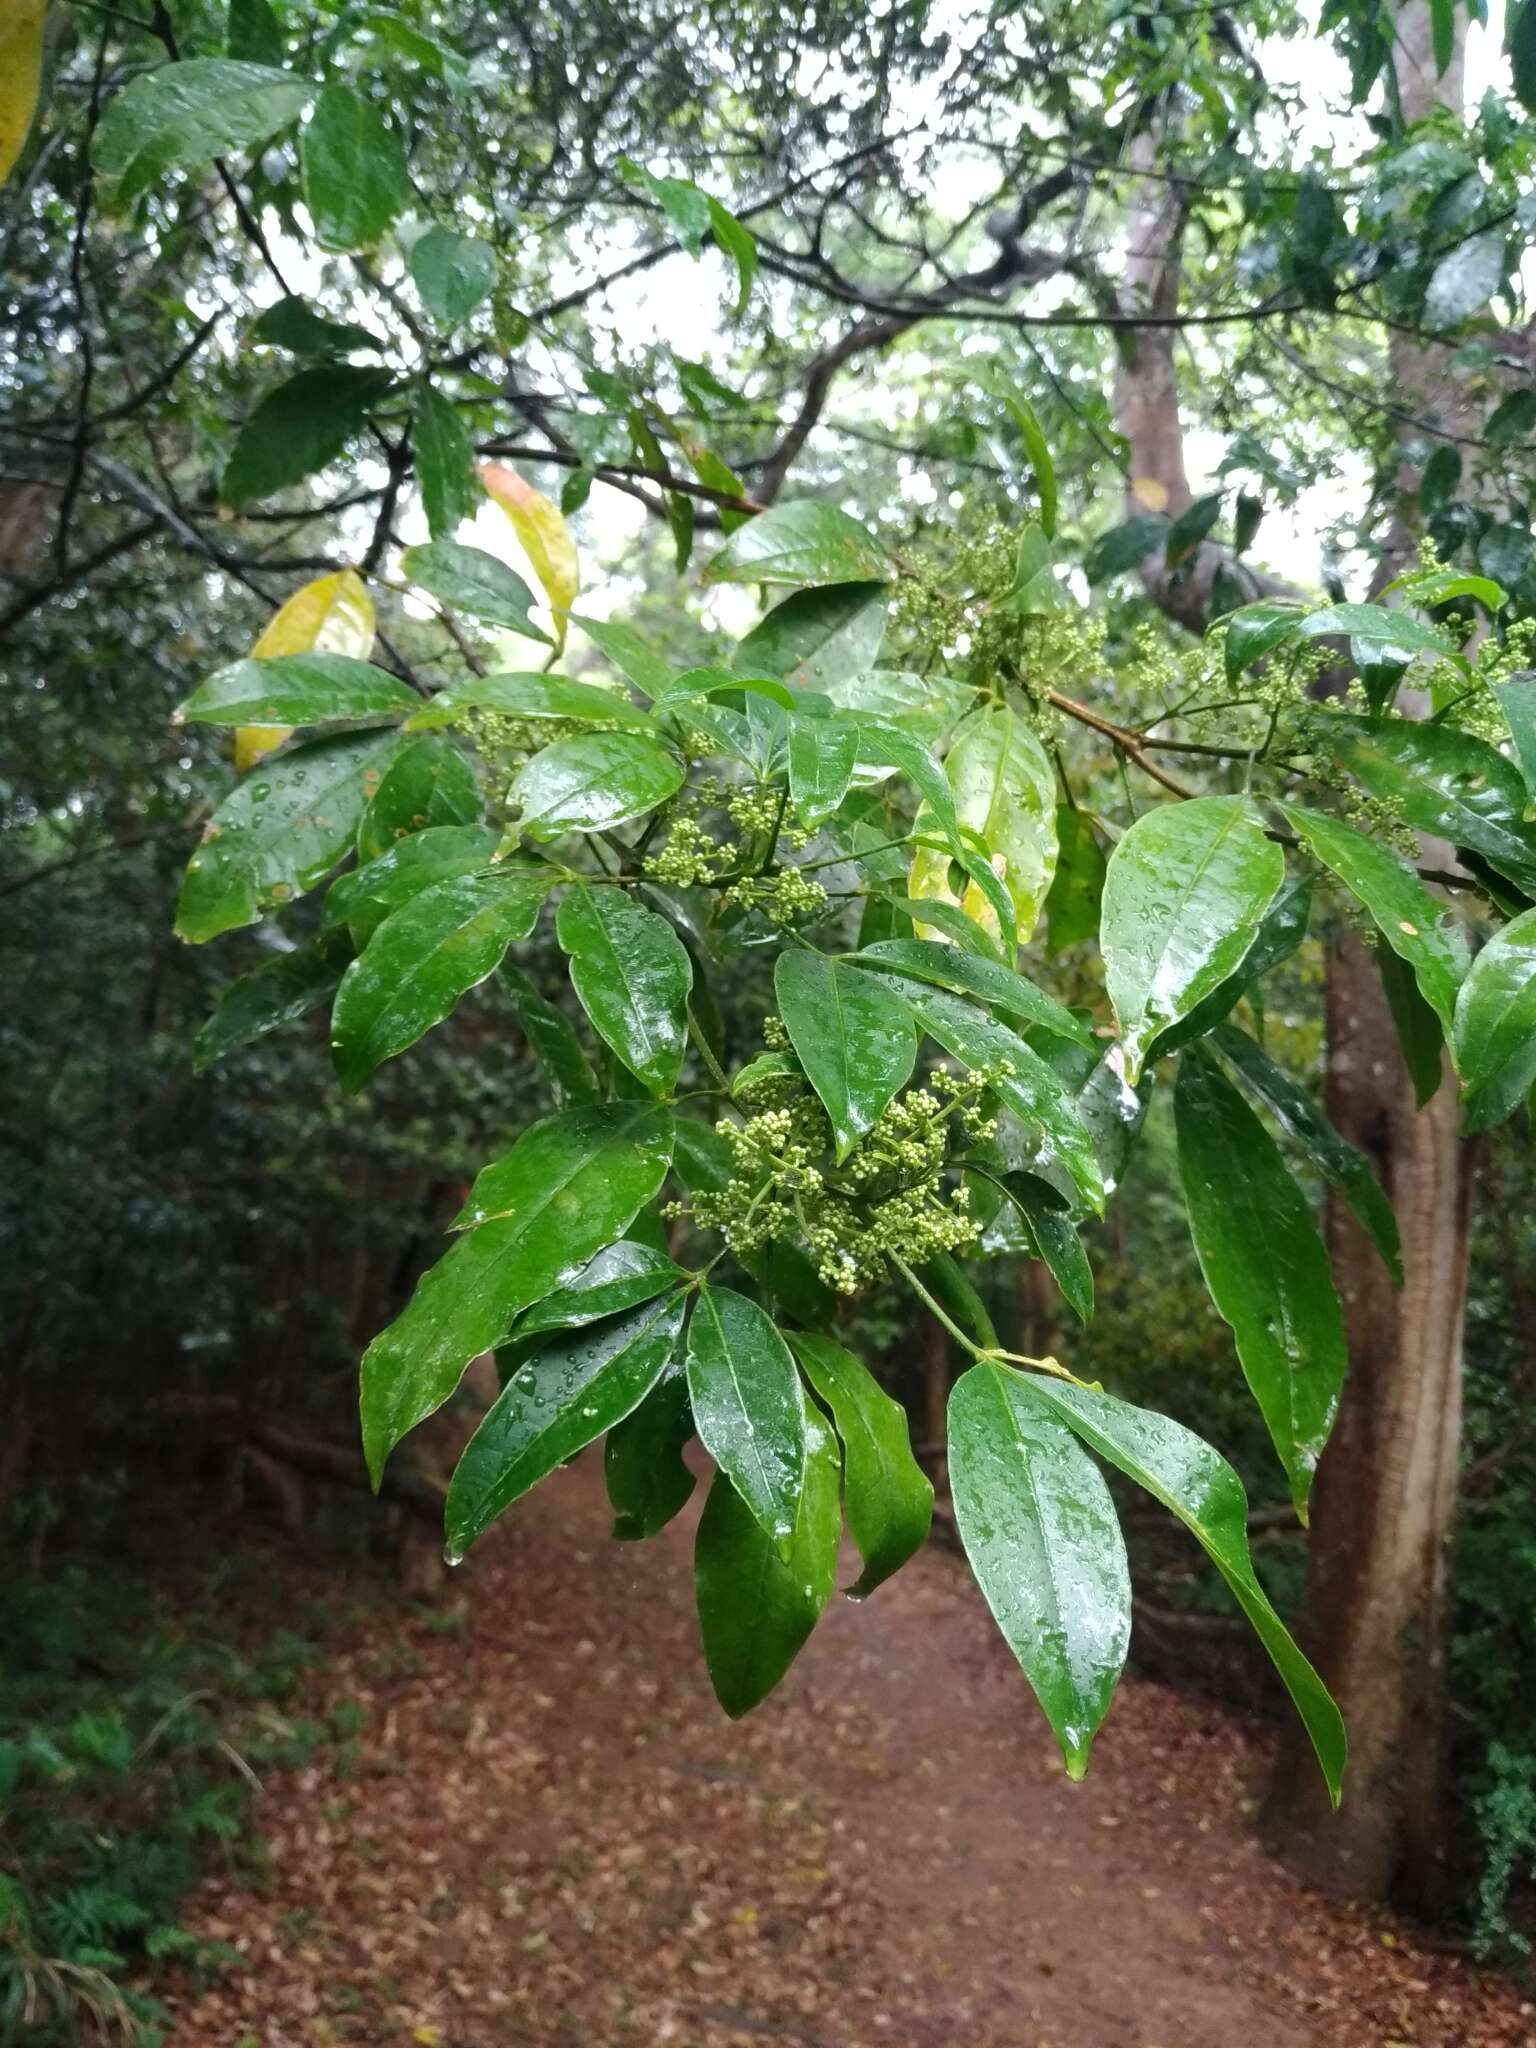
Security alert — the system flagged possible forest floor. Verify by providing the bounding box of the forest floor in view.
[163,1455,1536,2048]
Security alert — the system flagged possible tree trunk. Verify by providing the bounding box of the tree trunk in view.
[1266,936,1471,1908]
[1113,19,1476,1903]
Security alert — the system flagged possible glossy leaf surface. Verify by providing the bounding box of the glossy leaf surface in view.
[93,59,309,203]
[223,365,393,507]
[685,1284,807,1542]
[413,383,479,539]
[788,717,858,828]
[1452,907,1536,1131]
[790,1331,932,1596]
[1022,1380,1346,1804]
[694,1409,840,1716]
[411,671,650,734]
[512,732,684,839]
[605,1364,697,1540]
[176,729,398,942]
[482,465,579,640]
[402,543,550,642]
[331,866,551,1089]
[1044,805,1107,953]
[176,653,415,728]
[948,1364,1130,1779]
[445,1291,686,1554]
[1212,1023,1402,1283]
[360,1104,674,1483]
[556,885,693,1094]
[510,1241,685,1343]
[1174,1052,1345,1518]
[848,938,1093,1047]
[324,823,498,944]
[194,929,352,1069]
[775,949,918,1162]
[356,734,481,861]
[1275,801,1467,1033]
[1326,714,1536,898]
[410,226,496,327]
[1102,796,1285,1082]
[701,501,888,587]
[736,583,888,688]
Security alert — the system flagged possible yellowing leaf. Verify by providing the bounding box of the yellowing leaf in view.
[237,568,375,770]
[0,0,46,188]
[1131,476,1169,511]
[907,708,1058,944]
[481,464,579,645]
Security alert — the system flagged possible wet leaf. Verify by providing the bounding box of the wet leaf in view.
[324,823,498,944]
[685,1284,807,1543]
[606,1362,697,1540]
[195,929,353,1069]
[1452,907,1536,1131]
[1174,1051,1345,1518]
[948,1363,1130,1779]
[482,465,579,643]
[512,732,684,839]
[790,1331,932,1596]
[1101,796,1285,1082]
[331,865,551,1089]
[410,671,650,734]
[410,226,496,328]
[556,885,693,1095]
[300,83,408,249]
[849,937,1093,1047]
[177,652,415,729]
[93,58,309,204]
[360,1104,674,1483]
[402,543,550,642]
[357,734,481,861]
[735,583,888,688]
[702,501,888,587]
[775,949,918,1162]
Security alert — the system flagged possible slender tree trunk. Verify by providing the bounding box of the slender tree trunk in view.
[1267,938,1471,1907]
[1113,26,1475,1902]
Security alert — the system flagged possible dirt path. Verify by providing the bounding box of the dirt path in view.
[170,1456,1535,2048]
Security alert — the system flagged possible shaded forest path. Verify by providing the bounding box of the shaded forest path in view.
[170,1456,1533,2048]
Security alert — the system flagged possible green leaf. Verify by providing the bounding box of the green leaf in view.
[694,1407,840,1716]
[409,226,496,328]
[324,823,497,944]
[1084,513,1168,583]
[176,730,398,942]
[248,296,383,356]
[413,384,478,540]
[360,1104,674,1483]
[1148,871,1313,1060]
[861,892,1004,962]
[410,671,649,734]
[1430,0,1454,71]
[619,157,711,252]
[774,949,917,1162]
[1378,942,1448,1108]
[1491,673,1536,797]
[790,1332,930,1596]
[685,1284,808,1542]
[444,1291,686,1554]
[1165,492,1222,569]
[910,706,1057,944]
[1044,804,1107,953]
[1452,907,1536,1130]
[606,1363,696,1539]
[1211,1023,1402,1283]
[892,981,1106,1214]
[990,1178,1094,1323]
[331,866,550,1089]
[512,732,684,840]
[847,938,1092,1047]
[701,502,888,588]
[997,390,1057,538]
[1275,799,1468,1032]
[227,0,283,65]
[401,542,549,642]
[571,614,673,698]
[175,653,416,728]
[509,1241,684,1343]
[1019,1379,1346,1806]
[1101,796,1286,1083]
[556,885,693,1095]
[1486,389,1536,449]
[735,582,888,689]
[1174,1051,1346,1518]
[1298,606,1459,675]
[194,929,352,1069]
[948,1363,1130,1779]
[707,195,757,316]
[1424,229,1505,328]
[300,83,408,250]
[999,523,1066,615]
[659,665,795,712]
[501,963,600,1105]
[788,715,857,828]
[357,735,480,861]
[1513,0,1536,112]
[92,59,309,204]
[222,365,393,507]
[1222,599,1306,682]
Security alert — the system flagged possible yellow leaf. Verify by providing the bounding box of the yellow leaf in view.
[236,568,375,770]
[1131,476,1169,512]
[0,0,46,189]
[411,2030,444,2046]
[481,463,579,644]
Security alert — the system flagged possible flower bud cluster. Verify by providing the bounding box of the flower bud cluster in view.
[643,816,732,887]
[723,868,829,926]
[672,1037,1010,1295]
